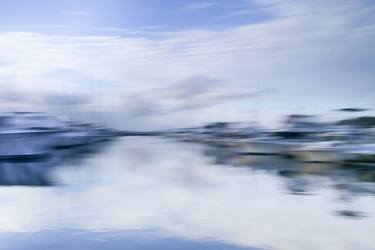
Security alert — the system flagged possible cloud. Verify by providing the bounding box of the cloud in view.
[117,76,275,119]
[184,1,218,11]
[145,76,275,112]
[0,0,374,128]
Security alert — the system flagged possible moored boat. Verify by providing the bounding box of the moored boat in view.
[288,141,357,163]
[230,138,300,155]
[0,130,60,159]
[0,112,117,158]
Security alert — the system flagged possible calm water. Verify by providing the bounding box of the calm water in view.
[0,137,375,250]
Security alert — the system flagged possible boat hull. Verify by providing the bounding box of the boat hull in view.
[290,148,355,163]
[0,131,60,157]
[54,131,109,148]
[233,140,295,155]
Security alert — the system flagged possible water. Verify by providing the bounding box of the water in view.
[0,137,374,250]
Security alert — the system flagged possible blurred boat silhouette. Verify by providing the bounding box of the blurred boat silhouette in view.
[229,115,329,155]
[0,112,118,186]
[345,143,375,164]
[0,130,60,159]
[164,114,375,165]
[0,112,117,159]
[286,127,375,163]
[288,141,357,163]
[55,123,117,148]
[229,137,298,155]
[0,140,113,186]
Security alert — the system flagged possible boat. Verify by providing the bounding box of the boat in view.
[228,115,329,155]
[232,137,302,156]
[54,129,110,148]
[0,112,117,158]
[0,130,60,159]
[287,127,375,163]
[345,143,375,164]
[288,141,358,163]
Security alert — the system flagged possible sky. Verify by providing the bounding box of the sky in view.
[0,0,374,129]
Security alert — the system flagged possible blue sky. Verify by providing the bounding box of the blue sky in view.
[0,0,272,33]
[0,0,374,129]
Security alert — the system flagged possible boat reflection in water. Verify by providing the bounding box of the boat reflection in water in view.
[0,141,114,186]
[0,112,118,186]
[0,136,374,250]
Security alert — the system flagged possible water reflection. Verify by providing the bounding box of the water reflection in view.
[0,141,114,186]
[0,230,258,250]
[0,137,374,250]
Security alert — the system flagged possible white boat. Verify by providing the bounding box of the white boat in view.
[231,138,301,155]
[229,115,331,155]
[288,141,357,163]
[0,112,116,157]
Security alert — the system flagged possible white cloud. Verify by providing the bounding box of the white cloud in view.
[184,1,218,11]
[0,0,374,129]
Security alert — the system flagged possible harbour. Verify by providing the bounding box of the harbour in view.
[0,136,374,250]
[0,111,375,249]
